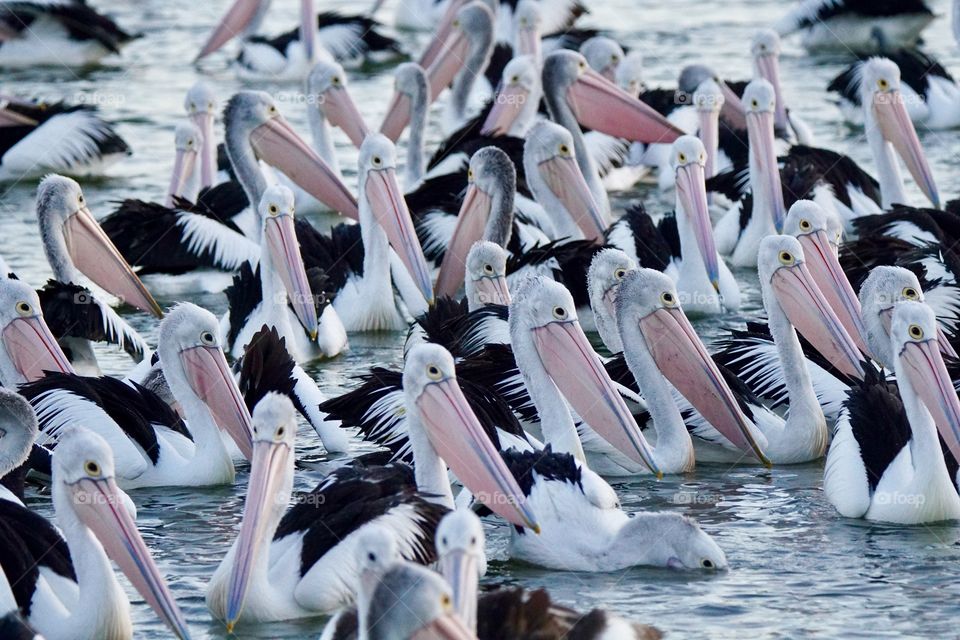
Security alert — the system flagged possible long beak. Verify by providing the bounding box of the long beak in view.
[365,168,435,304]
[675,162,720,293]
[264,214,319,338]
[567,68,683,143]
[754,56,786,130]
[900,338,960,462]
[62,206,164,317]
[380,91,412,142]
[190,111,216,189]
[531,320,661,476]
[436,184,491,298]
[538,155,607,241]
[0,105,38,127]
[195,0,263,61]
[418,0,469,69]
[70,477,191,639]
[515,27,540,61]
[796,229,871,357]
[299,0,317,63]
[873,91,940,208]
[321,87,369,148]
[426,29,471,104]
[439,549,478,629]
[639,307,770,465]
[250,115,359,220]
[472,275,510,307]
[481,84,530,136]
[180,345,254,459]
[165,147,198,208]
[697,109,719,181]
[2,315,75,380]
[224,439,291,630]
[771,262,865,379]
[417,379,540,531]
[412,613,477,640]
[718,81,747,130]
[746,110,786,233]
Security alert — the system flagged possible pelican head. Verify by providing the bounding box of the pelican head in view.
[859,58,939,208]
[750,29,784,127]
[403,343,539,530]
[224,91,358,218]
[509,277,660,475]
[579,36,624,82]
[158,302,254,460]
[0,388,38,479]
[0,277,73,385]
[366,564,474,639]
[679,64,746,129]
[359,134,434,305]
[617,269,768,464]
[742,79,786,232]
[381,62,430,141]
[758,235,864,379]
[481,55,541,136]
[607,512,727,570]
[436,146,515,297]
[782,201,869,356]
[424,1,495,104]
[671,135,720,293]
[543,49,682,143]
[693,78,724,179]
[615,51,645,98]
[465,241,510,309]
[436,509,486,630]
[306,60,369,147]
[184,82,218,188]
[256,185,321,340]
[53,427,191,639]
[214,392,296,632]
[524,121,606,240]
[37,175,163,317]
[586,247,636,353]
[513,0,542,59]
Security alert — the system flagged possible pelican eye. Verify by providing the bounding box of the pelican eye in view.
[510,74,520,83]
[442,536,448,546]
[614,267,626,279]
[878,78,889,90]
[208,101,214,110]
[200,330,216,346]
[552,305,567,319]
[751,99,759,108]
[440,594,452,609]
[15,301,32,316]
[268,104,278,115]
[470,536,477,545]
[611,54,620,63]
[835,231,842,242]
[372,155,382,167]
[778,251,795,266]
[467,168,474,181]
[275,426,285,439]
[699,152,706,163]
[268,204,279,216]
[902,287,919,301]
[187,139,194,147]
[678,152,686,163]
[483,263,494,274]
[78,193,85,204]
[452,18,460,28]
[84,460,101,477]
[660,291,676,306]
[558,143,570,156]
[908,324,924,340]
[426,364,442,380]
[189,101,196,111]
[368,551,376,562]
[578,59,587,71]
[798,219,811,231]
[331,75,341,86]
[701,558,715,569]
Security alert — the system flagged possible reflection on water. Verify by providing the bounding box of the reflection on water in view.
[5,0,960,637]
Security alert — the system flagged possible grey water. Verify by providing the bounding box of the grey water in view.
[2,0,959,637]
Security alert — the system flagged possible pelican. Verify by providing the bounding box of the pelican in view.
[35,175,159,373]
[381,62,429,187]
[206,348,537,629]
[0,389,37,504]
[22,303,255,488]
[0,95,130,180]
[222,185,342,361]
[774,0,935,53]
[0,427,191,639]
[749,29,814,145]
[0,1,138,67]
[184,81,220,192]
[165,121,204,206]
[825,301,960,523]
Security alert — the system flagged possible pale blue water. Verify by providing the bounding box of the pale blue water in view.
[2,0,960,638]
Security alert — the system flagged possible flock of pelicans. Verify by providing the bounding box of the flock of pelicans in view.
[2,0,960,638]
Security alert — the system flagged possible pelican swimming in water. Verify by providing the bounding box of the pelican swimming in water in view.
[0,427,191,639]
[22,303,255,488]
[0,277,74,387]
